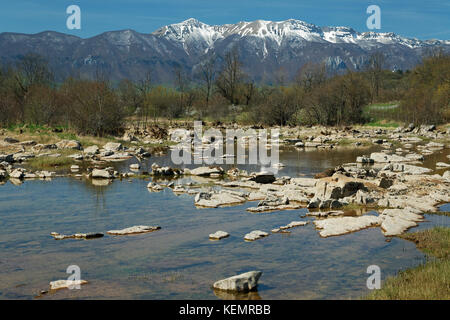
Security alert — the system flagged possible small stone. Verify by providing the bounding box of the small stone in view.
[209,231,229,240]
[213,271,262,292]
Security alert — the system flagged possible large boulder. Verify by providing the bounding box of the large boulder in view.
[10,169,24,179]
[83,145,99,155]
[91,169,113,179]
[378,177,394,189]
[56,140,82,150]
[0,170,8,180]
[258,194,289,207]
[103,142,123,152]
[443,171,450,180]
[213,271,262,292]
[370,152,409,163]
[0,154,14,163]
[4,137,19,144]
[250,171,275,184]
[315,179,367,200]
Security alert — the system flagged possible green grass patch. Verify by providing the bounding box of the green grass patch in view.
[399,227,449,259]
[26,155,76,170]
[366,227,450,300]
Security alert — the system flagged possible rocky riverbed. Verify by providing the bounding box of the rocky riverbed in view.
[0,123,449,299]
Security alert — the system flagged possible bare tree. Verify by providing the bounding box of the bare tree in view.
[295,62,327,91]
[14,53,54,121]
[172,66,191,118]
[215,47,245,105]
[135,70,152,127]
[198,56,216,111]
[367,51,385,102]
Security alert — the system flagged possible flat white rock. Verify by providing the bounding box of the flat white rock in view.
[209,231,230,240]
[50,279,88,290]
[107,225,161,235]
[244,230,269,241]
[314,215,382,237]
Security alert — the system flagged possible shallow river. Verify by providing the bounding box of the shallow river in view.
[0,145,449,299]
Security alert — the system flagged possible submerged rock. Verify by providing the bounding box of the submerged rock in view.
[107,225,161,235]
[213,271,262,293]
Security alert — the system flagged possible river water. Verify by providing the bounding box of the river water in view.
[0,145,448,299]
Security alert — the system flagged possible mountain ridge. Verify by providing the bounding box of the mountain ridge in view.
[1,18,449,83]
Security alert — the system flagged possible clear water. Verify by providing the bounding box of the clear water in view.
[0,145,448,300]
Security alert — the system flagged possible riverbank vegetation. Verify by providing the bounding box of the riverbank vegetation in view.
[367,226,450,300]
[0,50,449,136]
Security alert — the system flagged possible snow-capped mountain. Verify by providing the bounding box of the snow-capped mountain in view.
[0,18,448,83]
[153,18,448,51]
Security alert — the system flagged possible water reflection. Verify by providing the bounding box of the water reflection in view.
[213,289,261,300]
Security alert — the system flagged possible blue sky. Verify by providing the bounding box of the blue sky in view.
[0,0,449,39]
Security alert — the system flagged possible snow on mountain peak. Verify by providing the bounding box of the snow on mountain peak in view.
[152,18,443,51]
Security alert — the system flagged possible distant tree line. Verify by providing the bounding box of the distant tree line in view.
[0,48,448,136]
